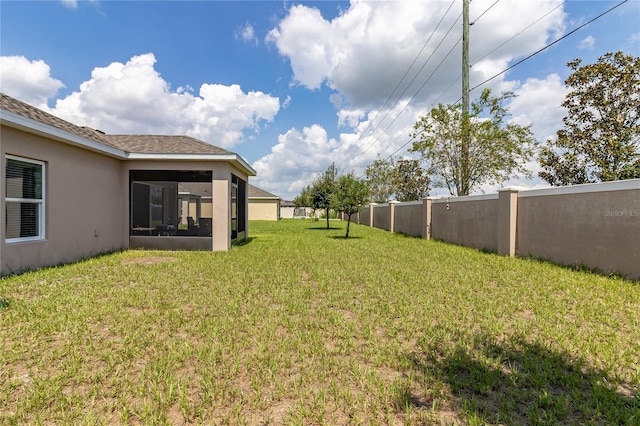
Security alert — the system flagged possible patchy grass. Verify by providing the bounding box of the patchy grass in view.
[1,219,638,424]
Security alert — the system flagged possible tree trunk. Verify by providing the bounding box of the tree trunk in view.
[325,207,330,229]
[345,213,352,238]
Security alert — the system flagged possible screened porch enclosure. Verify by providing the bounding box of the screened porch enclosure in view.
[129,170,213,250]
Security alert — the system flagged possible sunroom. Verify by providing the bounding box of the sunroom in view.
[128,169,248,251]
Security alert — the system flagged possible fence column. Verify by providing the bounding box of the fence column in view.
[389,201,397,233]
[369,203,376,228]
[423,198,433,239]
[498,187,519,256]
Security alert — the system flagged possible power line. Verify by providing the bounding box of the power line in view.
[340,8,464,170]
[361,0,630,178]
[344,0,507,172]
[349,36,463,168]
[434,1,564,106]
[335,0,457,171]
[348,0,630,182]
[470,0,629,92]
[471,2,563,68]
[472,0,500,24]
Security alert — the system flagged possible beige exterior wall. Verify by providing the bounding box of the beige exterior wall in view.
[249,199,279,220]
[1,126,126,275]
[431,195,499,252]
[1,122,252,274]
[356,180,640,280]
[359,205,371,226]
[280,206,295,219]
[373,204,391,231]
[393,201,424,237]
[517,182,640,279]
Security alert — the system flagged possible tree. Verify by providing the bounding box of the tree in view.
[293,184,314,217]
[392,158,430,201]
[333,173,369,238]
[293,185,311,208]
[310,163,339,229]
[364,157,395,203]
[539,52,640,185]
[410,88,537,196]
[364,156,430,202]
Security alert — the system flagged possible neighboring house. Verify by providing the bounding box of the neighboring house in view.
[0,93,254,275]
[248,184,280,220]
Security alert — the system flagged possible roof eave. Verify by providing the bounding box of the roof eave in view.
[125,153,257,176]
[1,108,126,159]
[1,108,257,177]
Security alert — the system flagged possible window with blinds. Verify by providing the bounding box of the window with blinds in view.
[5,156,45,242]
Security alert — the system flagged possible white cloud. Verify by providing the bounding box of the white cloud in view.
[253,100,424,200]
[235,22,258,45]
[0,56,65,109]
[269,0,566,108]
[47,53,280,147]
[256,0,569,199]
[60,0,78,9]
[252,124,339,199]
[60,0,100,9]
[257,71,569,200]
[578,35,596,50]
[509,73,567,142]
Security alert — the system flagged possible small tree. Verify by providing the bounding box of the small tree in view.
[410,88,537,196]
[310,163,339,229]
[333,173,369,238]
[539,52,640,185]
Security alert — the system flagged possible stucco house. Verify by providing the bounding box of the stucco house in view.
[1,93,254,275]
[248,184,280,220]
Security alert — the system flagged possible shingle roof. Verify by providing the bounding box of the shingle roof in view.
[1,93,231,155]
[0,92,120,149]
[104,134,231,155]
[248,184,280,199]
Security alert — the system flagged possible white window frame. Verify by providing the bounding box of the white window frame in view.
[5,155,46,243]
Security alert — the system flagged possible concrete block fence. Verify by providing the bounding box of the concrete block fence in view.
[344,179,640,280]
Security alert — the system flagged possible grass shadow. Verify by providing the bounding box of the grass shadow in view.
[398,329,639,424]
[519,255,639,284]
[328,235,363,240]
[234,236,256,247]
[307,226,342,230]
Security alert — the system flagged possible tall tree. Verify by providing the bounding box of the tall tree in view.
[310,163,339,229]
[410,88,537,196]
[392,158,430,201]
[364,157,395,203]
[539,52,640,185]
[332,173,369,238]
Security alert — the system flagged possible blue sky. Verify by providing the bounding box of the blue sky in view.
[1,0,638,199]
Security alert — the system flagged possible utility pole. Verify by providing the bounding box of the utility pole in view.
[462,0,470,117]
[460,0,471,196]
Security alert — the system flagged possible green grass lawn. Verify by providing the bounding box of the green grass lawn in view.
[1,220,638,425]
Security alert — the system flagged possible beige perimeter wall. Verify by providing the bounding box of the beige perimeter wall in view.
[516,184,640,278]
[358,179,640,281]
[1,126,127,275]
[393,201,425,238]
[249,199,280,220]
[431,195,499,252]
